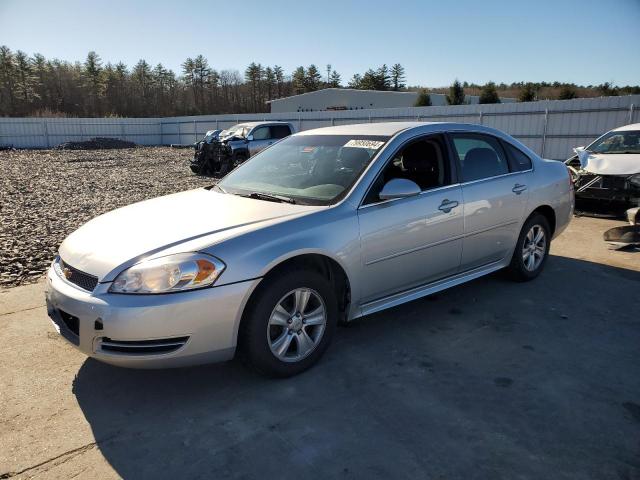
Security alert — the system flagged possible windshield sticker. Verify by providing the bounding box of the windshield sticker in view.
[344,139,385,149]
[302,146,317,153]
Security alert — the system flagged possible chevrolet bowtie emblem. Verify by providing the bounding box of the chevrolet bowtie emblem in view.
[63,267,72,279]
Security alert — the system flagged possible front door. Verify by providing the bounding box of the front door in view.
[249,126,274,156]
[357,134,464,303]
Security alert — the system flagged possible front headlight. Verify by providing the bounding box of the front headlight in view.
[109,253,225,294]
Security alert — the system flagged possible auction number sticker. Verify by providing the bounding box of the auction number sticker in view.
[344,139,385,149]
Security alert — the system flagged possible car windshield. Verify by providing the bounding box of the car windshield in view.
[203,130,219,142]
[224,124,250,138]
[218,134,389,205]
[588,130,640,154]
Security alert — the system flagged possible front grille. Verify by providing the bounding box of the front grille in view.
[99,336,190,355]
[59,259,98,292]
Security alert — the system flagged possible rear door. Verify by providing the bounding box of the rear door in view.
[449,133,531,270]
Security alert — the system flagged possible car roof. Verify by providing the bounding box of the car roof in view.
[296,122,429,136]
[613,123,640,132]
[296,121,511,138]
[233,121,292,128]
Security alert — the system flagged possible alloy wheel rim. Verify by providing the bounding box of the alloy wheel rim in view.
[522,225,546,271]
[267,288,327,363]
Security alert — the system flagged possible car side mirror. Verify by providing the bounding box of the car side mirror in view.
[573,146,585,154]
[246,135,254,142]
[378,178,421,200]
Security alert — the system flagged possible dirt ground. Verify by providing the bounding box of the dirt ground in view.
[1,215,639,479]
[0,147,211,288]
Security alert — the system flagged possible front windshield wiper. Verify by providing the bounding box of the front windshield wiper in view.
[242,192,296,204]
[208,184,227,193]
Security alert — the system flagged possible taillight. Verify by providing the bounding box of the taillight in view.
[566,166,575,190]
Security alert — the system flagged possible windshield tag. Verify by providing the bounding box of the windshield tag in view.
[344,139,384,149]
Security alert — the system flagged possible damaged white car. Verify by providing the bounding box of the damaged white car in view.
[566,123,640,212]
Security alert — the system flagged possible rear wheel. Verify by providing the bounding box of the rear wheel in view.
[507,213,551,282]
[239,268,337,377]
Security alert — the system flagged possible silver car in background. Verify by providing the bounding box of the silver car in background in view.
[46,122,573,377]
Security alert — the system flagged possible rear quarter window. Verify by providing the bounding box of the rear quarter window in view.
[503,142,533,171]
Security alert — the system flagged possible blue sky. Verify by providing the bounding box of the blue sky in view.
[1,0,638,87]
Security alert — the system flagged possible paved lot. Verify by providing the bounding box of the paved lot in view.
[1,216,639,479]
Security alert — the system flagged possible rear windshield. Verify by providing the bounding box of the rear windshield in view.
[218,134,389,205]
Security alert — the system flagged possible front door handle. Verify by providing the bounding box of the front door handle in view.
[438,199,459,213]
[512,184,527,195]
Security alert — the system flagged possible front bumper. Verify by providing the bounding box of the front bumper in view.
[45,265,260,368]
[574,173,640,209]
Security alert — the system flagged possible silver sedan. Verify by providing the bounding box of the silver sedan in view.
[45,122,574,376]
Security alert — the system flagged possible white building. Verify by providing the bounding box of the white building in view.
[267,88,515,113]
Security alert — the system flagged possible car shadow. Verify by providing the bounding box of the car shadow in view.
[73,255,640,479]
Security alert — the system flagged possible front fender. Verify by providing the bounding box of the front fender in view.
[203,206,363,317]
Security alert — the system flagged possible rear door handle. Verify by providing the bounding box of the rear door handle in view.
[512,184,527,195]
[438,199,459,213]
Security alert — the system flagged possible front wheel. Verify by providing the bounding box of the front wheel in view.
[507,213,551,282]
[239,268,337,377]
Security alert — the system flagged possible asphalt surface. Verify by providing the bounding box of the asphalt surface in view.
[1,216,639,479]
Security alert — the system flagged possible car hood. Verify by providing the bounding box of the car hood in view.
[576,150,640,175]
[59,188,320,282]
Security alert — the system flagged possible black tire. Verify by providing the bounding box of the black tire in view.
[239,268,338,377]
[507,213,551,282]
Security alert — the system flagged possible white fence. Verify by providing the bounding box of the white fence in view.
[1,95,638,160]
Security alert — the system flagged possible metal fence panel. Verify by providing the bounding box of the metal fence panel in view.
[0,95,638,159]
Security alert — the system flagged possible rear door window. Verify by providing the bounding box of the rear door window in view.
[450,134,509,182]
[271,125,292,139]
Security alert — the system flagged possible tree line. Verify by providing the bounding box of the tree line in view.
[0,47,407,117]
[0,46,637,117]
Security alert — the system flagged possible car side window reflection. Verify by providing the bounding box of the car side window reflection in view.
[252,127,271,140]
[364,134,451,205]
[450,134,509,182]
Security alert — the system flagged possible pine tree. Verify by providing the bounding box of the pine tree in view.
[131,59,152,115]
[415,89,432,106]
[245,62,262,111]
[0,46,17,115]
[292,66,306,94]
[376,64,391,90]
[390,63,405,91]
[446,79,465,105]
[305,64,321,91]
[14,50,37,113]
[558,85,577,100]
[348,73,362,89]
[478,82,500,104]
[329,70,341,88]
[273,65,285,97]
[83,51,103,114]
[518,83,537,102]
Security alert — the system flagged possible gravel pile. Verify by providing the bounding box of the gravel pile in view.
[0,147,212,288]
[55,137,137,150]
